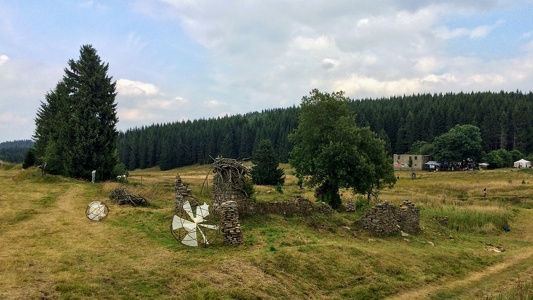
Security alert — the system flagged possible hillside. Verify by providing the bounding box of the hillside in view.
[0,140,33,163]
[118,91,533,171]
[1,163,533,299]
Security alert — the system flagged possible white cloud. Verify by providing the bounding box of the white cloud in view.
[0,54,8,65]
[468,73,506,85]
[434,21,501,40]
[332,75,421,97]
[421,73,457,84]
[203,99,226,108]
[119,108,157,122]
[116,79,159,96]
[414,56,444,73]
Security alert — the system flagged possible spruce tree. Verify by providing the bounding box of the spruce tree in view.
[250,139,285,185]
[22,147,36,169]
[33,45,118,181]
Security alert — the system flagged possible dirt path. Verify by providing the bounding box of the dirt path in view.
[388,209,533,299]
[0,181,110,299]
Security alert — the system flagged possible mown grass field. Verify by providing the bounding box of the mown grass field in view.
[1,163,533,299]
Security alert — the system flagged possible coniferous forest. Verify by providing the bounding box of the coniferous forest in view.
[117,90,533,171]
[0,140,34,163]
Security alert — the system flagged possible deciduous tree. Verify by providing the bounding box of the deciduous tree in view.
[289,89,396,208]
[432,124,483,163]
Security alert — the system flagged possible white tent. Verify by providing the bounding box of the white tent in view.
[513,159,531,168]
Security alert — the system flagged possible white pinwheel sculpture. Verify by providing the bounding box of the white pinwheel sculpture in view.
[86,201,109,221]
[171,201,219,247]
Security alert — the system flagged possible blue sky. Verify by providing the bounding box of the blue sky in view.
[1,0,533,143]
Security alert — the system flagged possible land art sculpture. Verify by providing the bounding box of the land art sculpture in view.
[86,201,109,221]
[171,200,219,247]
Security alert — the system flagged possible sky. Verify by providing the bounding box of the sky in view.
[1,0,533,143]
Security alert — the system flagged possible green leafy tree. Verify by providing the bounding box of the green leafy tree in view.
[251,139,285,185]
[33,45,118,181]
[483,149,513,168]
[432,124,484,162]
[289,89,396,208]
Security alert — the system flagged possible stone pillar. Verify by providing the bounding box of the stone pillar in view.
[220,201,243,246]
[175,175,185,210]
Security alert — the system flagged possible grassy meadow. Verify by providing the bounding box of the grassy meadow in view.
[1,163,533,299]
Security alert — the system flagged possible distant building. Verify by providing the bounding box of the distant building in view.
[393,154,430,171]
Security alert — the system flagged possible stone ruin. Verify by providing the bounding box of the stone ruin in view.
[220,201,243,246]
[358,200,420,236]
[254,195,314,216]
[397,200,420,233]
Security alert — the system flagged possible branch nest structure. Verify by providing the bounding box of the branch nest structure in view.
[211,156,252,213]
[212,157,250,195]
[109,187,149,207]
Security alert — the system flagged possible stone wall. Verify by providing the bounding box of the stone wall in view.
[397,200,420,233]
[254,195,314,216]
[358,200,420,236]
[358,201,398,236]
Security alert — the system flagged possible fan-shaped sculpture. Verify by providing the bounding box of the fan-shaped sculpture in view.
[86,201,109,221]
[171,201,219,247]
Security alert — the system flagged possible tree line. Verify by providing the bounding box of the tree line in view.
[0,140,34,163]
[118,107,299,171]
[118,90,533,171]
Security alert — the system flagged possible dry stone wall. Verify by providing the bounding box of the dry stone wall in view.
[397,200,420,233]
[358,200,420,236]
[254,195,314,216]
[359,201,398,235]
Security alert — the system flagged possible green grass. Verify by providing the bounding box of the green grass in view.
[423,204,516,233]
[2,166,533,299]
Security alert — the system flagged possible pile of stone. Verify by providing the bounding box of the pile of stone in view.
[398,200,420,233]
[220,201,243,246]
[316,202,334,214]
[345,199,356,212]
[109,187,149,207]
[174,175,197,210]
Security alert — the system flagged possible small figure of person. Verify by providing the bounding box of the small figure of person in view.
[483,187,487,198]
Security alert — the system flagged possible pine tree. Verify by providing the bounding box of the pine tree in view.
[250,139,285,185]
[22,147,36,169]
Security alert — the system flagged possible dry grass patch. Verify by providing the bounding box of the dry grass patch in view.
[2,165,533,299]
